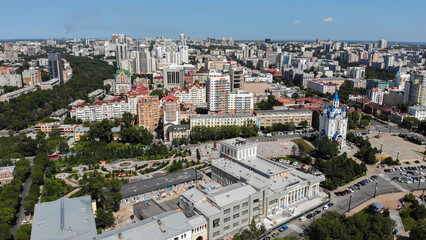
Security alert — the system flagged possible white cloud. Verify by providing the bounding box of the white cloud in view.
[294,20,301,24]
[324,18,333,23]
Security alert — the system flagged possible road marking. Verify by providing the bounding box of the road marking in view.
[379,174,408,192]
[288,224,304,233]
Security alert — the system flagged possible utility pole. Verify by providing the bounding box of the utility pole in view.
[348,195,352,212]
[397,151,400,161]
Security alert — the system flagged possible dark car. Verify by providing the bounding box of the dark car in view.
[328,202,334,207]
[307,213,314,219]
[299,229,311,237]
[314,210,321,215]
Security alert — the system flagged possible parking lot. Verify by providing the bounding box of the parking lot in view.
[381,164,426,191]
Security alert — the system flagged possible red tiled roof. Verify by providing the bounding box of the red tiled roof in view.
[161,95,179,101]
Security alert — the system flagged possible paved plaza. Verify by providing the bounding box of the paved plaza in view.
[257,140,296,158]
[369,133,424,162]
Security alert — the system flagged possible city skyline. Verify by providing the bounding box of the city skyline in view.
[1,0,425,42]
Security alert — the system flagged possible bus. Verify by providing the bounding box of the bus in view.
[48,154,59,160]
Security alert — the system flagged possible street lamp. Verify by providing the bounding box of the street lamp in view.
[374,182,378,198]
[380,144,383,153]
[397,152,400,161]
[348,195,352,213]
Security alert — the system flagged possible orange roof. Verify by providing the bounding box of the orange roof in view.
[161,95,179,101]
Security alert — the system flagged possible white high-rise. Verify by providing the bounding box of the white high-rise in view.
[206,69,231,113]
[379,39,388,49]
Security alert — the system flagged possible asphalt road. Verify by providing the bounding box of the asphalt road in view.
[12,177,32,234]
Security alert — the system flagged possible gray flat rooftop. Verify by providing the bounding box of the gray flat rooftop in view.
[212,157,320,195]
[207,183,256,208]
[31,196,96,240]
[96,211,192,240]
[120,168,202,199]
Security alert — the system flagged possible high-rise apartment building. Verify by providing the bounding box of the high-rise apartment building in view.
[403,73,426,105]
[47,52,64,84]
[378,39,388,49]
[163,65,185,90]
[346,66,366,79]
[161,95,180,125]
[114,69,132,95]
[228,90,254,114]
[138,96,160,131]
[229,66,244,91]
[22,69,41,86]
[206,69,230,114]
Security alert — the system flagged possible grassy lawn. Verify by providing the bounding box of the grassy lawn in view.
[292,138,314,152]
[399,202,417,231]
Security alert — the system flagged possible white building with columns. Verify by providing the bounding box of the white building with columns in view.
[179,138,323,240]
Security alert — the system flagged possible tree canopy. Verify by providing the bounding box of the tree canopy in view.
[309,208,394,240]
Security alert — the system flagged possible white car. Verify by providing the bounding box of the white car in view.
[323,205,329,210]
[299,216,307,222]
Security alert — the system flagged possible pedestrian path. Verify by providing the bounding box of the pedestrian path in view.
[389,210,406,235]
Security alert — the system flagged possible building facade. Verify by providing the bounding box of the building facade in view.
[254,109,312,129]
[369,87,384,105]
[162,95,180,125]
[0,166,15,186]
[189,114,257,129]
[408,105,426,121]
[22,69,41,86]
[307,79,339,94]
[206,69,230,114]
[47,52,64,84]
[137,96,160,131]
[228,90,254,114]
[163,66,185,90]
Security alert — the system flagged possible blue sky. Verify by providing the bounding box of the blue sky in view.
[2,0,425,42]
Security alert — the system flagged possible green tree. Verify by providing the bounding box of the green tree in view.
[315,136,339,160]
[95,209,115,229]
[14,224,32,240]
[410,222,426,240]
[88,119,115,143]
[120,112,134,129]
[30,168,45,185]
[0,223,12,240]
[298,120,309,129]
[401,117,421,130]
[119,126,153,145]
[0,208,15,225]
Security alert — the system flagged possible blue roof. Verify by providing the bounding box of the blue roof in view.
[373,202,383,208]
[324,105,328,109]
[342,107,346,112]
[333,132,340,139]
[333,92,339,101]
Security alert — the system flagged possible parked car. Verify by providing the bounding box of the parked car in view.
[314,210,321,215]
[328,202,334,207]
[323,205,329,210]
[307,213,314,219]
[299,216,307,222]
[279,225,288,232]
